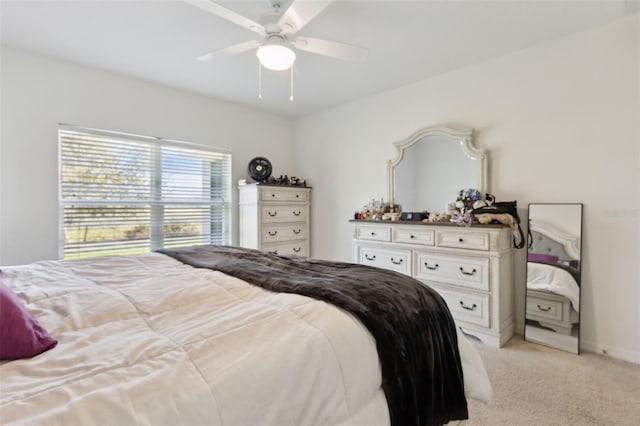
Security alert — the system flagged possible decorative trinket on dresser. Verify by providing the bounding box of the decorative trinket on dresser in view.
[354,198,394,221]
[265,175,307,186]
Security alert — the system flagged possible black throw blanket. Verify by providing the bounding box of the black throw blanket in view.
[158,245,468,426]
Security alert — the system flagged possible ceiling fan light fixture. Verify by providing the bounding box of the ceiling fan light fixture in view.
[256,37,296,71]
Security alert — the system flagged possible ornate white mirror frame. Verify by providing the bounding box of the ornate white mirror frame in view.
[387,126,488,211]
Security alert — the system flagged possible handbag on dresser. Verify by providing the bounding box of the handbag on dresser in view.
[473,200,525,249]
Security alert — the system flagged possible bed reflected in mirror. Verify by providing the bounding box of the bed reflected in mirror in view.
[525,203,583,354]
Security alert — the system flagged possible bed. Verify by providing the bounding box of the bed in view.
[1,245,491,426]
[526,223,581,336]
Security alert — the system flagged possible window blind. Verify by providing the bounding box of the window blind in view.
[59,126,231,259]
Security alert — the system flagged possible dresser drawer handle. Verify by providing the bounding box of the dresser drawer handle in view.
[537,304,552,312]
[271,193,276,197]
[459,267,477,276]
[293,229,301,235]
[293,211,301,216]
[365,254,377,261]
[293,247,301,253]
[370,232,376,236]
[458,238,464,243]
[459,301,477,311]
[268,230,278,236]
[296,194,300,198]
[410,235,415,239]
[390,257,404,265]
[268,211,277,217]
[425,262,439,270]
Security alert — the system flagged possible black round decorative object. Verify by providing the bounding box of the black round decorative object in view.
[247,157,272,182]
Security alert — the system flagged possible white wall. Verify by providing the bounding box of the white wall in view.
[294,15,640,363]
[0,47,296,265]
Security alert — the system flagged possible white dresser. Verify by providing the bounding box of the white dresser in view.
[352,220,514,348]
[239,184,311,256]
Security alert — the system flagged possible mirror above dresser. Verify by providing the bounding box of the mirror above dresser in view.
[388,127,488,214]
[351,125,514,348]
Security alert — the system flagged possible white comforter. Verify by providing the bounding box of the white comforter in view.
[526,262,580,312]
[1,253,490,425]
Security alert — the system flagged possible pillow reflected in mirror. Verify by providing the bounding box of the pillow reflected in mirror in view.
[527,252,559,264]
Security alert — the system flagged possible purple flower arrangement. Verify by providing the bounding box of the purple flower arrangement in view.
[450,188,483,225]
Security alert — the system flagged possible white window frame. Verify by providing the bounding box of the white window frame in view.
[58,125,232,259]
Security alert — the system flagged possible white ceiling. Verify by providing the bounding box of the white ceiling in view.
[1,0,637,118]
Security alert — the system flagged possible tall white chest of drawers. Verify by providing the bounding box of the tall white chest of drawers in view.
[352,220,514,348]
[239,184,311,256]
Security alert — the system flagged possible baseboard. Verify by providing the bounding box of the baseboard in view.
[581,339,640,364]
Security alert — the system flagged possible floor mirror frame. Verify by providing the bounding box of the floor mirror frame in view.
[525,203,583,354]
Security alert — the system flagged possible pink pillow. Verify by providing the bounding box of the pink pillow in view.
[0,278,57,360]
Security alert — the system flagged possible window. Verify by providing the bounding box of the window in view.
[59,126,231,259]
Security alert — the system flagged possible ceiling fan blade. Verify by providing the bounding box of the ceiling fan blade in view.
[278,0,334,34]
[292,36,368,62]
[197,40,262,62]
[185,0,266,37]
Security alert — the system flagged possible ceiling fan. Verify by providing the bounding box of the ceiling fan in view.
[186,0,368,71]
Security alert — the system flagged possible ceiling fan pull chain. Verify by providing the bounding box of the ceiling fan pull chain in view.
[290,66,294,101]
[258,60,263,99]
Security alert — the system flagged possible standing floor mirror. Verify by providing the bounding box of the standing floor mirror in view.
[525,203,583,354]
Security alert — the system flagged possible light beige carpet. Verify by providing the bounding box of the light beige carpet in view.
[462,336,640,425]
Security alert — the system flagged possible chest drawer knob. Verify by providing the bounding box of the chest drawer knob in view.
[271,193,276,197]
[459,301,477,311]
[365,254,377,261]
[425,262,439,270]
[268,211,277,217]
[268,230,278,236]
[410,235,415,239]
[293,211,301,216]
[537,304,552,312]
[390,257,404,265]
[293,229,301,235]
[296,194,300,198]
[293,247,301,253]
[459,267,477,276]
[458,238,464,242]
